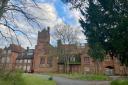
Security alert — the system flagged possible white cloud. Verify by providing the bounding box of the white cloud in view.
[62,6,87,43]
[0,1,86,49]
[27,3,63,27]
[0,2,62,49]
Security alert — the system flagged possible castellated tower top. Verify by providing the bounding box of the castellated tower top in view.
[37,27,50,44]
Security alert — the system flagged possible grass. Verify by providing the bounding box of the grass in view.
[50,73,109,80]
[0,73,56,85]
[23,74,56,85]
[111,80,128,85]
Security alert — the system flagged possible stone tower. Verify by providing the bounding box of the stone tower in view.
[33,27,58,72]
[37,27,50,45]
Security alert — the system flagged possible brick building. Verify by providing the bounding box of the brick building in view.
[0,27,127,75]
[16,47,34,72]
[0,44,24,70]
[32,27,127,75]
[57,41,128,75]
[33,27,58,73]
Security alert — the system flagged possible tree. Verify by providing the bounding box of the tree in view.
[53,23,80,44]
[62,0,107,73]
[0,0,40,44]
[88,43,105,74]
[0,0,42,81]
[62,0,128,67]
[53,24,81,73]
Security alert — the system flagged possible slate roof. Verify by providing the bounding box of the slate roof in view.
[17,49,34,59]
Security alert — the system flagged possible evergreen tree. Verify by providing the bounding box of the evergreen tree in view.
[62,0,128,66]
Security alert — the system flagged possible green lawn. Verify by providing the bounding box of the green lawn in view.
[23,74,56,85]
[0,73,56,85]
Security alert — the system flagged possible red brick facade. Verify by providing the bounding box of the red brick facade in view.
[33,27,58,73]
[0,44,24,70]
[0,27,128,75]
[32,27,127,75]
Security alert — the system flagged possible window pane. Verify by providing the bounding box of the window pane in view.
[47,57,52,67]
[27,65,30,71]
[84,57,90,64]
[28,60,31,63]
[1,57,5,63]
[24,59,28,63]
[40,57,45,64]
[6,57,10,63]
[20,60,22,63]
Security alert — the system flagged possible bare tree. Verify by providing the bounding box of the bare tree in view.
[54,23,80,44]
[53,24,82,73]
[0,0,43,82]
[0,0,41,45]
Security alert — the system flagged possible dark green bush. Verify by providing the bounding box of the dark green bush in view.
[111,80,128,85]
[48,76,53,80]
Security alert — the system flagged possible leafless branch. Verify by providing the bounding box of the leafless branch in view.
[54,24,80,44]
[0,0,41,46]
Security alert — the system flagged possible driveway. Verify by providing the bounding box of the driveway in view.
[35,74,110,85]
[53,76,110,85]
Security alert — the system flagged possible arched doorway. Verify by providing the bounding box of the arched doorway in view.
[105,66,114,76]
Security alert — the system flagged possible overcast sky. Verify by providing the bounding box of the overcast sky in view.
[0,0,86,49]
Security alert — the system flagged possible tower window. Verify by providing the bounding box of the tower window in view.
[40,57,45,64]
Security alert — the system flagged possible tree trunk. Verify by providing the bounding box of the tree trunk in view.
[95,60,100,74]
[0,0,9,19]
[124,66,128,76]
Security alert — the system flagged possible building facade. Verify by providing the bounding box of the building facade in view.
[16,47,34,72]
[0,27,127,75]
[0,44,24,70]
[33,27,58,73]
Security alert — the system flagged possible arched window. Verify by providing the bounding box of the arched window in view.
[40,57,45,64]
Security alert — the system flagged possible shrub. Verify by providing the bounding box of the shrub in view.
[111,80,128,85]
[48,76,53,80]
[0,69,25,85]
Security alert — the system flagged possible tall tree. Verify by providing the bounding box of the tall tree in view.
[62,0,107,73]
[53,24,81,73]
[62,0,128,67]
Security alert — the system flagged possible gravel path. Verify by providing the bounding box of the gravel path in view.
[53,76,110,85]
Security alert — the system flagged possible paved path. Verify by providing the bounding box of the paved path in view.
[53,76,110,85]
[35,74,110,85]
